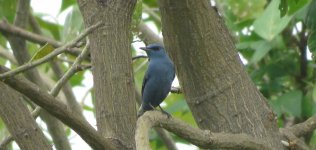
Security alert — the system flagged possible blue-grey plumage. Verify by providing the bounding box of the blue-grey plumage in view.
[138,44,175,117]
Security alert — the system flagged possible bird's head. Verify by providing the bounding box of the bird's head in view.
[139,44,167,59]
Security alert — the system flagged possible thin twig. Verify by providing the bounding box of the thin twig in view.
[132,55,148,61]
[143,4,161,22]
[0,22,102,79]
[80,87,93,106]
[0,19,61,46]
[50,39,90,96]
[0,20,83,57]
[0,135,14,149]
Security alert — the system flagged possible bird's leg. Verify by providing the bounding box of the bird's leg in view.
[149,104,157,110]
[158,105,171,118]
[148,104,171,118]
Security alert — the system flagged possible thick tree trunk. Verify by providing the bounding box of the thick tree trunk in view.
[0,83,51,150]
[158,0,284,149]
[77,0,137,149]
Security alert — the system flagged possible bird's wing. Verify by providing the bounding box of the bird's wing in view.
[141,70,149,97]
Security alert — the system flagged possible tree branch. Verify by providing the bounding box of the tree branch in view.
[280,128,309,150]
[137,22,163,45]
[134,89,178,150]
[0,22,102,79]
[154,127,177,150]
[0,19,61,46]
[0,66,114,150]
[50,39,90,98]
[136,111,270,150]
[28,12,84,119]
[0,45,17,65]
[284,115,316,138]
[0,83,51,150]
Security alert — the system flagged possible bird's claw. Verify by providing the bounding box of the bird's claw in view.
[158,105,171,118]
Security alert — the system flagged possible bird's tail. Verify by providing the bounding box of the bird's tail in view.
[137,107,145,118]
[137,104,154,117]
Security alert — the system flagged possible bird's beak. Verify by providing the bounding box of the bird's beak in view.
[139,47,150,51]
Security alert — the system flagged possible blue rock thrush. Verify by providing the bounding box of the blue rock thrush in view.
[137,44,175,117]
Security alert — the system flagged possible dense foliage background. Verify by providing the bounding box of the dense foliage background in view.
[0,0,316,149]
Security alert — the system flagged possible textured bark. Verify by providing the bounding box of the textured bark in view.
[158,0,284,149]
[77,0,137,149]
[0,83,51,150]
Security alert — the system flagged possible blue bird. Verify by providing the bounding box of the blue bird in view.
[138,44,175,117]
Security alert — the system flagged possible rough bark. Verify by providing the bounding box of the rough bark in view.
[77,0,137,149]
[0,83,51,150]
[158,0,284,149]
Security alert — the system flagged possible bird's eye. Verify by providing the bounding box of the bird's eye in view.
[152,47,160,51]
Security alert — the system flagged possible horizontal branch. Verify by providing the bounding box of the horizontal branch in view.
[279,114,316,149]
[0,66,114,150]
[136,111,270,150]
[283,115,316,137]
[0,22,102,79]
[0,19,60,47]
[0,20,83,57]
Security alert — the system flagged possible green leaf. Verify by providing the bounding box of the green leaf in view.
[61,0,76,11]
[254,0,292,41]
[65,127,71,136]
[34,15,61,40]
[312,83,316,102]
[30,43,55,62]
[70,71,84,86]
[302,90,313,117]
[62,6,84,42]
[250,40,272,63]
[279,0,288,17]
[287,0,310,15]
[83,105,94,111]
[270,90,302,117]
[165,98,186,114]
[0,0,17,23]
[305,0,316,30]
[308,31,316,54]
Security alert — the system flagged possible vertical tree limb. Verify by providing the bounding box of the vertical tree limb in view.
[0,83,51,150]
[78,0,137,149]
[157,0,284,149]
